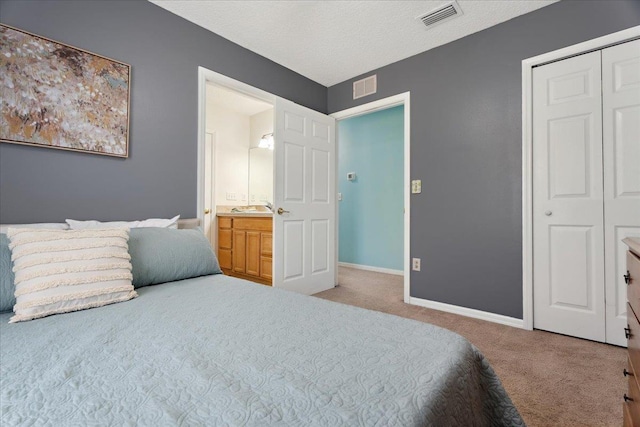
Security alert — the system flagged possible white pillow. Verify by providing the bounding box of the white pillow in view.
[66,215,180,230]
[6,227,137,323]
[0,223,69,234]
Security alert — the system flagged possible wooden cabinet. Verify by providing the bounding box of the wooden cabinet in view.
[217,215,272,286]
[218,217,232,271]
[624,238,640,427]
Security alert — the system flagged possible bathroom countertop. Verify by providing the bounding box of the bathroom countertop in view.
[216,212,273,218]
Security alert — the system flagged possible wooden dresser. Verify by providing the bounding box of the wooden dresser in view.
[624,237,640,426]
[217,215,272,286]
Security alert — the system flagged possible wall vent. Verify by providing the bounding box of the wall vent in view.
[353,75,377,100]
[416,1,463,29]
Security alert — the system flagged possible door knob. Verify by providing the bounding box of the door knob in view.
[277,208,290,215]
[204,208,211,214]
[544,211,552,216]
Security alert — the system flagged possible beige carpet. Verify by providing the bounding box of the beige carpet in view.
[314,267,625,427]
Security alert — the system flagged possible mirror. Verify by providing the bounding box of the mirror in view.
[249,147,273,205]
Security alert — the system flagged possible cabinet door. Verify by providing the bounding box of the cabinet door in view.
[233,230,246,274]
[260,257,272,281]
[261,233,272,257]
[246,231,261,277]
[260,232,273,281]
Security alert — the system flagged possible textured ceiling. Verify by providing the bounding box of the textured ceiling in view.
[207,83,272,116]
[151,0,557,86]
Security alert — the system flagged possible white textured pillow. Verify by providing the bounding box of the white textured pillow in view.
[6,227,137,323]
[65,215,180,230]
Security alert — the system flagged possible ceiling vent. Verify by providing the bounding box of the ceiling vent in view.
[416,1,463,29]
[353,75,377,100]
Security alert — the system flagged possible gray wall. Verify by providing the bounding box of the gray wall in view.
[328,0,640,318]
[0,0,326,224]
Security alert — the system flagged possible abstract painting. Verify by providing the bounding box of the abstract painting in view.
[0,24,130,157]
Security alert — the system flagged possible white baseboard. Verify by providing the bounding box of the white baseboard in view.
[408,296,524,329]
[338,262,403,276]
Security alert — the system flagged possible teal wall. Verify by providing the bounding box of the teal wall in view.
[338,105,404,271]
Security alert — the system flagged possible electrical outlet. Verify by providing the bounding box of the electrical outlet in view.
[411,180,422,194]
[412,258,421,271]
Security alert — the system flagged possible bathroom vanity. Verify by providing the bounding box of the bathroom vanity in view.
[217,213,273,286]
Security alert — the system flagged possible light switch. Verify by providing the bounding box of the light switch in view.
[347,172,356,181]
[226,192,237,201]
[411,180,422,194]
[338,193,343,201]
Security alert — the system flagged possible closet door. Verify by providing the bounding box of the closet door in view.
[533,51,606,342]
[603,39,640,346]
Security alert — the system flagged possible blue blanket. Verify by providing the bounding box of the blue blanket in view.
[0,275,523,426]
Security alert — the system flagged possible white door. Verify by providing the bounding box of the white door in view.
[603,40,640,346]
[203,132,216,246]
[533,51,606,341]
[273,97,336,295]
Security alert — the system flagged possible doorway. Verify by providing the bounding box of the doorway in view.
[331,93,411,302]
[197,67,338,295]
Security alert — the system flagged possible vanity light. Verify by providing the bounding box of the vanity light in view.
[259,133,274,150]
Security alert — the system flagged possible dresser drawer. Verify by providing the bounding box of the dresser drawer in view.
[629,251,640,316]
[629,303,640,378]
[233,217,272,231]
[218,249,232,270]
[218,229,232,250]
[626,401,634,427]
[218,217,233,229]
[627,358,640,427]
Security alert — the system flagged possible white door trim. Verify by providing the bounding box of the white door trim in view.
[330,92,411,303]
[521,26,640,331]
[338,262,403,277]
[196,67,276,230]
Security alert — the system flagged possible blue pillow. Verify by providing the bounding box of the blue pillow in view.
[128,228,222,289]
[0,234,16,312]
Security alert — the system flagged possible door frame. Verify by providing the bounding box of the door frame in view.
[521,25,640,331]
[330,92,411,303]
[196,66,276,230]
[203,130,217,247]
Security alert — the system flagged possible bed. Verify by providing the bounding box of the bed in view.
[0,220,523,426]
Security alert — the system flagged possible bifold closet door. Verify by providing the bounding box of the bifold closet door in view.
[533,51,606,342]
[603,39,640,346]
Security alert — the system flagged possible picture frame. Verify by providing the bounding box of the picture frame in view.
[0,24,131,158]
